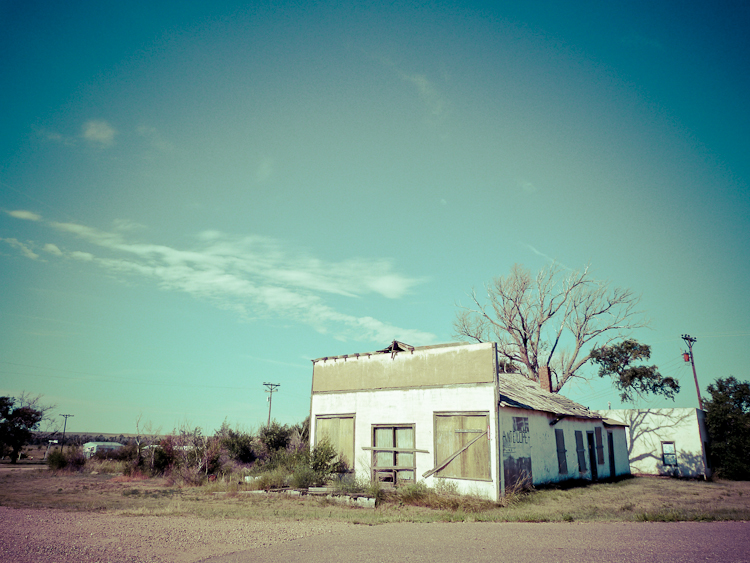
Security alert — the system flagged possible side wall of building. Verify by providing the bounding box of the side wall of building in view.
[499,408,629,488]
[597,408,709,478]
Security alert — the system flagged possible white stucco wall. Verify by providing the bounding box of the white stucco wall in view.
[499,409,629,487]
[597,408,709,478]
[311,383,499,499]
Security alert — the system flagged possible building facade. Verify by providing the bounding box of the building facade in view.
[310,341,630,500]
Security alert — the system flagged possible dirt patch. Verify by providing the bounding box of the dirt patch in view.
[0,506,352,563]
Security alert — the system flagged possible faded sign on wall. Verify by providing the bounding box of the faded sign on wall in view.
[503,416,532,488]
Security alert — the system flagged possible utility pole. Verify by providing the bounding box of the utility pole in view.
[681,334,703,410]
[59,414,74,450]
[263,383,280,426]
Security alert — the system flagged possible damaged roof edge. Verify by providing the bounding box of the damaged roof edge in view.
[310,340,472,364]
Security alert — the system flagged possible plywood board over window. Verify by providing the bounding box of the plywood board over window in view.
[429,412,490,481]
[315,414,355,470]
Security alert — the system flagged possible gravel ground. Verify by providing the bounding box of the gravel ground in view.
[0,507,353,563]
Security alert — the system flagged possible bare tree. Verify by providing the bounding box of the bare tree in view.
[453,263,644,392]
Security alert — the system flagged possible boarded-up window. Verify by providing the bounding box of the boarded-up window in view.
[555,429,568,474]
[372,425,415,484]
[575,430,587,473]
[315,415,355,469]
[594,427,605,465]
[434,413,490,480]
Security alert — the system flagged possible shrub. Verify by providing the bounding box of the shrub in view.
[47,449,67,470]
[259,421,292,453]
[47,448,86,472]
[220,428,257,464]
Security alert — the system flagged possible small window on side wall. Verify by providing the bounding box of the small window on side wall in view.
[662,441,677,466]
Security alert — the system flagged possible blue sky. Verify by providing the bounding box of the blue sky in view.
[1,1,748,435]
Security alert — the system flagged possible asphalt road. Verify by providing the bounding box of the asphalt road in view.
[200,521,750,563]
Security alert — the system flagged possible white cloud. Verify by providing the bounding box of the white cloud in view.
[70,251,94,261]
[43,244,62,255]
[10,214,435,344]
[82,120,116,146]
[2,238,39,260]
[518,179,537,194]
[7,210,42,221]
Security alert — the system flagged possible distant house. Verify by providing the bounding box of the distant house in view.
[82,441,124,459]
[310,341,630,501]
[595,408,710,479]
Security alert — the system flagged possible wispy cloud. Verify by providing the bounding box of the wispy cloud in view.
[372,53,448,122]
[517,178,537,194]
[136,125,174,154]
[524,244,571,270]
[82,120,116,146]
[3,210,435,344]
[398,71,446,118]
[8,210,42,221]
[1,238,39,260]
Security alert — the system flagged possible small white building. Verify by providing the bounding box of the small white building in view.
[310,341,630,501]
[82,441,124,459]
[596,408,710,478]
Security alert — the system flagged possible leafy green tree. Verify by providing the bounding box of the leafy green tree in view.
[259,421,291,453]
[704,377,750,480]
[589,339,680,402]
[217,421,257,464]
[1,397,44,463]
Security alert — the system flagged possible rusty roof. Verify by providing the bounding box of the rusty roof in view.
[497,371,602,420]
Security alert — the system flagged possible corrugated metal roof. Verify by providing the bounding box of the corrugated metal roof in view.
[497,371,601,420]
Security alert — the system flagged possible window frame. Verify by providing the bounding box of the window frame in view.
[370,423,416,485]
[661,441,678,466]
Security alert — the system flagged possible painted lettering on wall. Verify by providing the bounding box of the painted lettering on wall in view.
[503,416,533,489]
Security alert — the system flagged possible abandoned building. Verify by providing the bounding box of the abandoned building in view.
[596,408,711,479]
[309,340,630,501]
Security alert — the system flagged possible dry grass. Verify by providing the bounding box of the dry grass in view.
[1,465,749,524]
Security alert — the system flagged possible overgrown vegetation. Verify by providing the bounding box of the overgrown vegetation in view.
[40,416,348,491]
